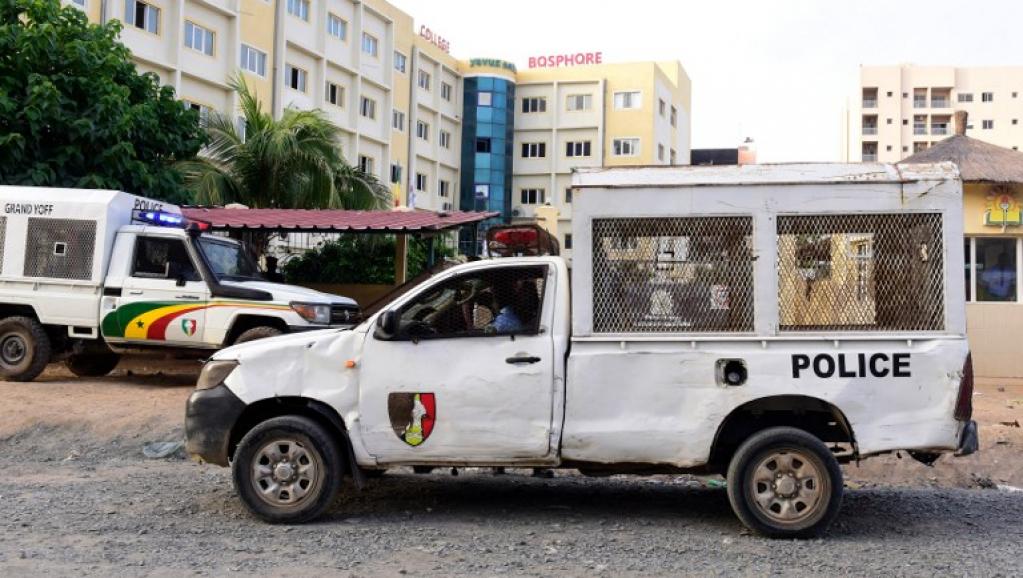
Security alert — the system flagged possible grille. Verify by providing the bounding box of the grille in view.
[0,216,7,273]
[591,217,755,333]
[330,304,362,326]
[777,213,944,332]
[23,217,97,281]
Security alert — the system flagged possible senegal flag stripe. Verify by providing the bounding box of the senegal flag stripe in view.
[146,305,207,339]
[102,300,297,340]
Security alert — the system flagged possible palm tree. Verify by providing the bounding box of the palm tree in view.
[178,75,390,211]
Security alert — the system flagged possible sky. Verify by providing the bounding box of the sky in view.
[389,0,1023,162]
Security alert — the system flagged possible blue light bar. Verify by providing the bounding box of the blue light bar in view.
[133,209,186,228]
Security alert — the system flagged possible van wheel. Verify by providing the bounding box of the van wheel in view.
[0,316,52,382]
[232,416,343,524]
[726,427,843,539]
[66,353,121,377]
[234,326,283,344]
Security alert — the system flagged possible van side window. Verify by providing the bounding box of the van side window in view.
[132,237,201,281]
[398,266,547,339]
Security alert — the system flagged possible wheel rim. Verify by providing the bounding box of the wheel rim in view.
[251,437,322,508]
[748,448,829,527]
[1,334,27,366]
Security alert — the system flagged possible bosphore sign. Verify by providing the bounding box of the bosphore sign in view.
[528,52,603,69]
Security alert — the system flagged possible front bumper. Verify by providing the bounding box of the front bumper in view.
[955,420,979,457]
[184,383,247,466]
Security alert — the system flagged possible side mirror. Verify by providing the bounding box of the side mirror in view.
[375,310,400,339]
[175,274,187,287]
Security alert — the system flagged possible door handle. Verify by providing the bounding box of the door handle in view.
[175,295,200,300]
[506,355,541,365]
[128,290,143,295]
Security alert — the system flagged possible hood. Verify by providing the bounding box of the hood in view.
[220,279,357,307]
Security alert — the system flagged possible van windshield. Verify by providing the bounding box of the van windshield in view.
[197,237,263,282]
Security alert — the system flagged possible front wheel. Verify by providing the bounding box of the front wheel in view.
[726,427,843,539]
[234,326,283,344]
[232,415,343,524]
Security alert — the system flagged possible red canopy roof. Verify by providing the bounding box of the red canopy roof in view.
[181,207,499,233]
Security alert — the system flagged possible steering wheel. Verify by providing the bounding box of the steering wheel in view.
[456,282,480,306]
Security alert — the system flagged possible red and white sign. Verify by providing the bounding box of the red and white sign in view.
[528,52,603,69]
[419,25,450,53]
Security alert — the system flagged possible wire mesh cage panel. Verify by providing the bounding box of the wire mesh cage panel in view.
[777,213,944,332]
[0,216,7,273]
[23,217,97,281]
[591,217,755,333]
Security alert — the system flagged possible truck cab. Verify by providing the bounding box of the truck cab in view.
[184,163,978,538]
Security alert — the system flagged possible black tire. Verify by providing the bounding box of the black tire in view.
[726,427,843,539]
[65,352,121,377]
[232,415,343,524]
[234,326,283,344]
[0,316,52,382]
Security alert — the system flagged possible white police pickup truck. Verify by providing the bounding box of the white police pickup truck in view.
[185,163,978,538]
[0,187,359,381]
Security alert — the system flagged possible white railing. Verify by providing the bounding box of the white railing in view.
[862,126,878,135]
[862,154,878,162]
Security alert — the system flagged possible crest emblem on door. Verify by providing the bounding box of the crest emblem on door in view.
[180,318,197,337]
[388,392,435,447]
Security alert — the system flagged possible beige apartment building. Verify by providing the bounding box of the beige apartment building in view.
[61,1,692,254]
[847,65,1023,162]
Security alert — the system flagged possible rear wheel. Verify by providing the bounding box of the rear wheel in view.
[66,352,121,377]
[726,427,843,539]
[234,326,283,344]
[0,316,51,382]
[232,416,343,524]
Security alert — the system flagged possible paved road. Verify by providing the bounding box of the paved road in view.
[1,457,1021,577]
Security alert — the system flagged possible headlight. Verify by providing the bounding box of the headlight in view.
[196,359,238,390]
[291,302,331,324]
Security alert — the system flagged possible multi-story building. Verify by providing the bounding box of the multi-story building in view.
[61,1,691,256]
[848,65,1023,162]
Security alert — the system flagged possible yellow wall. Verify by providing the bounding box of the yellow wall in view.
[239,0,275,112]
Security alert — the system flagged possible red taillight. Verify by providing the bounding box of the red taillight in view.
[493,228,538,248]
[954,353,974,421]
[486,225,560,257]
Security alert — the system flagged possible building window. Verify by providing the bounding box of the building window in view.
[416,120,429,141]
[183,101,212,125]
[236,115,246,142]
[982,92,994,102]
[565,188,573,204]
[360,96,376,119]
[520,188,545,205]
[327,14,347,40]
[325,82,343,107]
[521,142,546,158]
[658,143,665,161]
[566,94,591,111]
[361,33,378,57]
[285,64,307,93]
[670,106,677,127]
[440,130,451,149]
[390,163,402,184]
[391,109,405,131]
[393,51,407,73]
[902,146,908,152]
[441,82,453,101]
[521,97,546,113]
[184,21,215,56]
[70,0,86,8]
[670,148,677,165]
[240,44,267,77]
[658,98,666,116]
[415,172,428,192]
[886,118,892,124]
[418,69,431,91]
[439,180,450,197]
[885,145,892,152]
[358,155,373,174]
[476,138,491,153]
[286,0,309,21]
[958,93,973,103]
[612,138,639,156]
[564,233,573,250]
[613,91,641,110]
[983,120,994,129]
[124,0,159,34]
[565,141,591,157]
[967,237,1018,302]
[478,91,493,107]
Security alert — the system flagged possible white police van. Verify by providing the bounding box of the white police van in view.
[0,187,358,381]
[185,163,977,538]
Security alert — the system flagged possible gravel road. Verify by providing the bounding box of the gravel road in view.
[1,456,1021,577]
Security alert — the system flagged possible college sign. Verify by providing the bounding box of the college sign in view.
[419,25,450,53]
[984,188,1022,228]
[528,51,603,69]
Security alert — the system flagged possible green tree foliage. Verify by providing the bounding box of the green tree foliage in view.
[283,236,454,285]
[179,76,391,211]
[0,0,205,203]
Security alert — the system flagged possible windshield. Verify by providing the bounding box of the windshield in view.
[197,237,262,281]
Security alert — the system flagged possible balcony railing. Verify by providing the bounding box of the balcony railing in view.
[914,127,927,135]
[862,154,878,162]
[913,99,927,108]
[862,126,878,135]
[931,126,949,135]
[862,99,877,108]
[931,99,949,108]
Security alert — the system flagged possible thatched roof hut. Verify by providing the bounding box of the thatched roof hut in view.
[899,110,1023,183]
